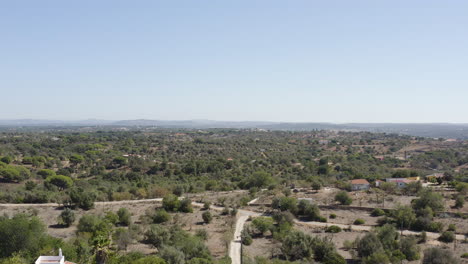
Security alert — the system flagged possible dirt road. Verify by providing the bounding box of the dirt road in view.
[229,209,261,264]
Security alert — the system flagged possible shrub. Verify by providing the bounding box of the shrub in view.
[419,231,427,243]
[461,253,468,259]
[371,208,385,217]
[454,195,464,208]
[335,191,352,205]
[162,194,180,212]
[195,229,208,241]
[241,229,252,245]
[354,219,365,225]
[447,224,456,231]
[153,209,171,224]
[203,202,211,210]
[179,198,193,213]
[252,217,274,236]
[117,208,132,226]
[438,231,455,243]
[329,213,337,219]
[423,248,460,264]
[400,236,420,261]
[202,211,212,224]
[325,225,342,233]
[59,208,75,227]
[356,233,383,258]
[69,188,96,210]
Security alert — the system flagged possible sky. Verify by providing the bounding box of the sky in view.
[1,1,467,123]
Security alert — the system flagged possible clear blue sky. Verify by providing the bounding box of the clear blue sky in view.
[1,1,467,123]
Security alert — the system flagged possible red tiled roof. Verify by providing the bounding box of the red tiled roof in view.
[351,179,370,185]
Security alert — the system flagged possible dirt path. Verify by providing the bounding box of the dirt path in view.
[229,209,261,264]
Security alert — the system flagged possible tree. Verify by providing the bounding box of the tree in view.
[400,236,420,261]
[69,154,84,165]
[356,233,383,258]
[0,156,12,164]
[252,217,274,236]
[202,211,212,224]
[392,205,416,230]
[280,231,315,261]
[423,248,460,264]
[160,246,185,264]
[412,190,444,213]
[59,208,76,227]
[246,171,274,188]
[117,208,132,226]
[0,214,48,258]
[335,191,353,205]
[438,231,455,243]
[153,209,171,224]
[37,169,56,179]
[179,198,193,213]
[46,175,73,190]
[162,194,180,212]
[69,188,96,210]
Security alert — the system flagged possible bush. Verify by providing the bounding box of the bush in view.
[202,211,212,224]
[354,219,365,225]
[203,202,211,210]
[69,188,96,210]
[438,231,455,243]
[423,248,460,264]
[356,233,383,258]
[371,208,385,217]
[252,217,274,236]
[117,208,132,226]
[179,198,193,213]
[329,213,337,219]
[461,253,468,259]
[59,208,75,227]
[335,191,352,205]
[325,225,342,233]
[162,194,180,212]
[153,209,171,224]
[447,224,456,231]
[454,195,464,208]
[241,229,252,245]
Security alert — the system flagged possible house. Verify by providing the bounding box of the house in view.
[375,180,384,187]
[35,249,76,264]
[350,179,370,191]
[385,178,415,188]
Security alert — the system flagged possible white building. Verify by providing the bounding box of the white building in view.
[35,249,76,264]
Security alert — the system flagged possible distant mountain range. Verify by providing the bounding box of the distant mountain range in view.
[1,119,468,139]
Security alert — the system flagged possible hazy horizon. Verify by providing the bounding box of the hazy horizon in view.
[1,1,467,123]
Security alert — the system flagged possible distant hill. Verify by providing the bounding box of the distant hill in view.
[1,119,468,139]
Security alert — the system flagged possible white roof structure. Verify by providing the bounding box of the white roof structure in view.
[35,249,75,264]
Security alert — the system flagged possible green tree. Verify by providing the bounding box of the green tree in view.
[356,232,384,258]
[46,175,73,190]
[59,208,76,227]
[392,205,416,230]
[335,191,353,205]
[252,217,274,236]
[162,194,180,212]
[117,208,132,226]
